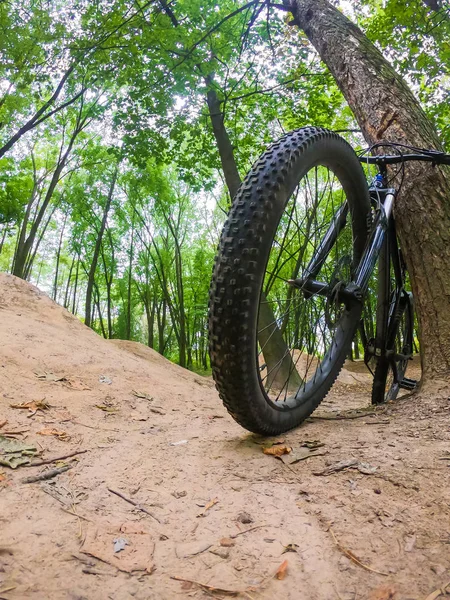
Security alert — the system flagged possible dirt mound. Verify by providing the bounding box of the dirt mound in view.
[1,273,449,600]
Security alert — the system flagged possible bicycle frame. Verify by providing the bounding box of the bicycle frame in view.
[294,176,414,378]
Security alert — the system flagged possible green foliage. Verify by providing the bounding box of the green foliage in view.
[0,0,447,370]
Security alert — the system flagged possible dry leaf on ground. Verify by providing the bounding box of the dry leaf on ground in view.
[263,445,291,457]
[65,379,91,391]
[369,586,396,600]
[132,390,153,401]
[35,371,66,382]
[0,471,6,482]
[10,400,49,416]
[95,405,118,413]
[0,436,38,468]
[38,428,71,441]
[275,559,288,580]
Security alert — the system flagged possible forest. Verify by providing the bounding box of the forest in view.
[0,0,448,372]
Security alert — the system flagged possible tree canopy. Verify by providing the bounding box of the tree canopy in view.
[0,0,448,371]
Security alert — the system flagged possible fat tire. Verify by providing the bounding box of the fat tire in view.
[209,127,371,435]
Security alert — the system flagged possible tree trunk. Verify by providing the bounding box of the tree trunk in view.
[71,254,80,315]
[85,168,118,328]
[206,80,301,388]
[289,0,450,382]
[63,255,75,309]
[206,85,242,202]
[13,125,80,279]
[53,213,67,301]
[126,218,135,341]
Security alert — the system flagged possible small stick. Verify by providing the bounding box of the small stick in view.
[107,487,161,524]
[230,525,266,539]
[82,567,117,576]
[21,465,72,484]
[329,528,388,576]
[27,449,87,466]
[424,580,450,600]
[170,575,250,596]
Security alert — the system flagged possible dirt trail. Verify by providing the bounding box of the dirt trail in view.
[0,273,449,600]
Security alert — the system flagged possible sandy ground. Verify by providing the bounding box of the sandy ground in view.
[0,273,449,600]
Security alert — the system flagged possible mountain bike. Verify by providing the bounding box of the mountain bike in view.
[208,127,450,435]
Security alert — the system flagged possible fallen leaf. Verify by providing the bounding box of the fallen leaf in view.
[263,445,291,456]
[357,462,378,475]
[197,497,218,517]
[369,586,396,600]
[275,559,288,580]
[220,538,235,547]
[38,428,71,441]
[0,435,38,469]
[0,471,6,482]
[302,440,325,449]
[10,399,49,416]
[95,405,118,413]
[181,581,193,591]
[65,379,91,391]
[132,390,153,401]
[35,371,66,382]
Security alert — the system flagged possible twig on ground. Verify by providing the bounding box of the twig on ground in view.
[107,487,161,524]
[82,567,117,576]
[21,465,72,484]
[310,407,387,421]
[171,559,288,597]
[230,525,266,539]
[424,580,450,600]
[171,576,257,597]
[27,449,87,466]
[61,506,92,521]
[329,528,388,576]
[197,497,218,517]
[73,421,119,432]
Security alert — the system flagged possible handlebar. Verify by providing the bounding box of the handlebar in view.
[358,153,450,166]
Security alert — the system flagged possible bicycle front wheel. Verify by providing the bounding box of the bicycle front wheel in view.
[209,127,371,434]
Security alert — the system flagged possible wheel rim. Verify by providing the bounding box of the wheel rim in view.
[257,164,359,409]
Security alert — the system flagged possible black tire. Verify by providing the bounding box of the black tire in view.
[209,127,371,435]
[371,294,413,404]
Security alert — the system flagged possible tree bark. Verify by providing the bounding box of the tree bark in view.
[206,84,242,201]
[85,168,118,328]
[53,213,67,301]
[289,0,450,381]
[126,217,135,341]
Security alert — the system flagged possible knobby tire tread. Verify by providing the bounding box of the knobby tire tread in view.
[209,127,371,435]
